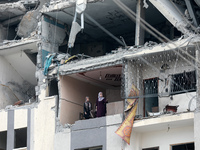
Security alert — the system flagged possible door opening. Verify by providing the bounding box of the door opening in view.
[143,78,159,117]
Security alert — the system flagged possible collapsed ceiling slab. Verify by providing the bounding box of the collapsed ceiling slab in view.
[58,35,200,75]
[0,38,38,55]
[41,0,103,13]
[0,1,26,22]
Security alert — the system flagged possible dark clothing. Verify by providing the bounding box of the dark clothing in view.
[96,98,107,117]
[84,101,92,119]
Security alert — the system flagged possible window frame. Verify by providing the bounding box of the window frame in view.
[170,70,196,95]
[142,146,159,150]
[170,142,194,150]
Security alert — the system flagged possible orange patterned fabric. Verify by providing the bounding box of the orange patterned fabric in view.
[115,85,139,145]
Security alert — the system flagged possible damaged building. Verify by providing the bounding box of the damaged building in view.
[0,0,200,150]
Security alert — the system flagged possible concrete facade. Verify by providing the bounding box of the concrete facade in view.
[0,0,200,150]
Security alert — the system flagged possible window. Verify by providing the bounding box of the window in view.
[14,128,27,149]
[76,146,102,150]
[0,131,7,150]
[171,142,194,150]
[142,147,159,150]
[171,71,196,94]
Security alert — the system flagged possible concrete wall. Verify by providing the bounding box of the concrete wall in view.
[71,114,123,150]
[127,56,196,116]
[0,56,24,86]
[106,89,122,103]
[160,92,196,112]
[54,129,71,150]
[143,58,196,113]
[107,101,124,116]
[41,15,66,53]
[0,55,34,109]
[132,126,194,150]
[32,94,56,150]
[0,109,27,132]
[59,75,106,125]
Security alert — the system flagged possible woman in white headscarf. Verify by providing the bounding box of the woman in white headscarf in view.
[96,92,107,117]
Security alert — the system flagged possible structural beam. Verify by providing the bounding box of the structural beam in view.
[185,0,199,27]
[149,0,190,35]
[135,0,145,45]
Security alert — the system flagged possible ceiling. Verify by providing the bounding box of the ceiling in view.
[69,65,122,89]
[45,0,166,44]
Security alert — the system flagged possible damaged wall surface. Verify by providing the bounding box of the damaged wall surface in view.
[0,56,34,109]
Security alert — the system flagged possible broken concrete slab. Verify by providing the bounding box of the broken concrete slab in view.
[17,10,39,38]
[0,1,26,22]
[41,0,103,13]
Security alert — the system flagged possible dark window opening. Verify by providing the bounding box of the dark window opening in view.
[172,142,194,150]
[143,147,159,150]
[49,79,59,97]
[171,71,196,95]
[76,146,102,150]
[0,131,7,150]
[14,128,27,149]
[144,78,159,117]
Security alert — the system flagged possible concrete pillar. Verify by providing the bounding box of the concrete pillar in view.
[135,0,145,46]
[27,108,34,150]
[194,45,200,149]
[6,110,15,150]
[0,24,7,43]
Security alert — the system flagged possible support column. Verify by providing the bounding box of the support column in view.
[6,110,15,150]
[195,45,200,149]
[185,0,199,27]
[27,108,34,150]
[135,0,145,46]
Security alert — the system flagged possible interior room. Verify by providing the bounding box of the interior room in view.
[59,65,123,125]
[44,0,179,57]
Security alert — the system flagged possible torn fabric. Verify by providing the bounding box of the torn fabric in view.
[115,84,139,145]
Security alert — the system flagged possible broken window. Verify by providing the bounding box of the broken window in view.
[171,142,194,150]
[171,71,196,95]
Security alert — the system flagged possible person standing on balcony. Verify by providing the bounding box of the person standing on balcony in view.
[96,92,107,117]
[84,96,92,119]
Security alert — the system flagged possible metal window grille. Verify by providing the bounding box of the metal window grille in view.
[171,71,196,94]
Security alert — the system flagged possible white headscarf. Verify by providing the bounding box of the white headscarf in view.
[98,92,104,101]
